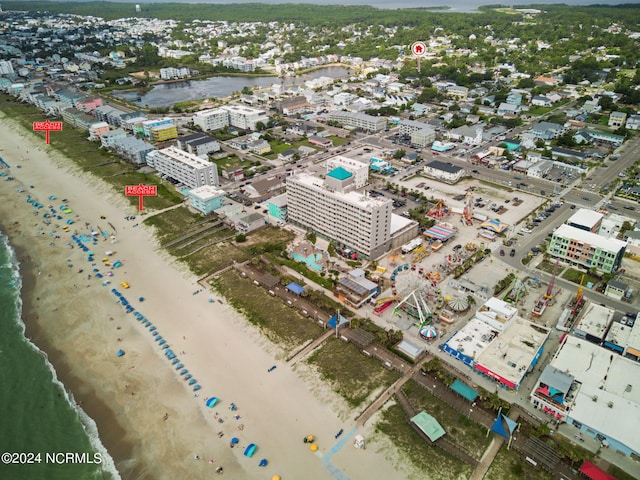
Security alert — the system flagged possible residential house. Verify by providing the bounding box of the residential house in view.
[530,121,565,140]
[608,111,627,129]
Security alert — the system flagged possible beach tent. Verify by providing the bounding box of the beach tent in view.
[243,444,257,458]
[206,397,219,408]
[117,350,125,357]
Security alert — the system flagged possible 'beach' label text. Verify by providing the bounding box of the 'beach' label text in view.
[125,183,158,211]
[32,119,63,144]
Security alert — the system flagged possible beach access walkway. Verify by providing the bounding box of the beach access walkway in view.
[287,329,334,365]
[355,355,429,427]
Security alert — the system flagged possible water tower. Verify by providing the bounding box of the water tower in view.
[135,4,141,13]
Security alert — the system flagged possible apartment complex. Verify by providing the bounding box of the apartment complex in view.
[328,110,387,132]
[147,146,219,190]
[192,105,269,132]
[286,171,393,258]
[549,224,626,273]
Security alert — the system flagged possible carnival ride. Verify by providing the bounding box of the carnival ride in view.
[503,273,527,304]
[427,199,449,221]
[462,190,474,226]
[531,261,559,317]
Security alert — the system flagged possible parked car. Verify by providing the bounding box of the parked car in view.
[510,249,516,257]
[520,228,532,234]
[500,249,505,256]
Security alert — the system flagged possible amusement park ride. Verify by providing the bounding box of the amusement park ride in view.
[462,190,474,226]
[503,273,527,304]
[531,260,559,317]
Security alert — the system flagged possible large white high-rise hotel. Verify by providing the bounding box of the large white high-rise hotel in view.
[287,169,393,258]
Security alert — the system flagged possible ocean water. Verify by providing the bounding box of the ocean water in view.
[0,231,119,480]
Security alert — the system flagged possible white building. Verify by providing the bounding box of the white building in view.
[160,66,191,80]
[192,105,269,131]
[193,108,229,132]
[286,171,393,258]
[573,303,615,344]
[325,155,369,188]
[147,146,218,189]
[328,110,387,132]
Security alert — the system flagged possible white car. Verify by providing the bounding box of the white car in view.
[520,228,532,234]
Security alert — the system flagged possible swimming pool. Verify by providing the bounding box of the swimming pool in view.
[292,253,323,271]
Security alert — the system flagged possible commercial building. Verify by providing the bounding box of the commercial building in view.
[442,303,549,391]
[423,160,465,184]
[335,268,380,308]
[286,171,396,258]
[536,335,640,458]
[573,303,614,344]
[146,146,219,189]
[325,156,369,189]
[549,224,626,273]
[188,185,227,215]
[567,208,603,233]
[328,110,387,132]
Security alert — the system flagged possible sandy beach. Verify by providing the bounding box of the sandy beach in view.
[0,113,411,480]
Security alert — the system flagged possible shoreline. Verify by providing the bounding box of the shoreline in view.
[0,114,409,479]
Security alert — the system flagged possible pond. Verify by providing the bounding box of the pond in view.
[113,66,352,108]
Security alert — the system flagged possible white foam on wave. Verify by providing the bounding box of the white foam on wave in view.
[0,232,123,480]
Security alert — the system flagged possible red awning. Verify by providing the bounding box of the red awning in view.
[579,461,616,480]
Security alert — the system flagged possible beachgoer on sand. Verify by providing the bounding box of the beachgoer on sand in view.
[194,454,200,461]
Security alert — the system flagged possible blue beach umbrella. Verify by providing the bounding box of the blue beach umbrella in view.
[193,385,201,392]
[117,349,125,357]
[172,358,180,364]
[175,363,184,370]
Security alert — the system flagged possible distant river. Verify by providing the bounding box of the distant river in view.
[112,66,351,108]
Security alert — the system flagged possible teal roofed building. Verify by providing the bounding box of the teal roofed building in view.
[327,166,353,181]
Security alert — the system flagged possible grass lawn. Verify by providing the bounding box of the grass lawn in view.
[328,135,349,146]
[561,267,599,286]
[212,269,321,352]
[376,404,473,480]
[485,445,552,480]
[403,380,491,459]
[211,154,250,171]
[536,259,559,274]
[306,336,400,408]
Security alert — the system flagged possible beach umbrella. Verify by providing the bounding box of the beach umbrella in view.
[193,385,201,392]
[172,358,180,364]
[231,437,239,445]
[206,397,219,408]
[259,459,268,467]
[117,349,125,357]
[138,297,145,302]
[184,374,192,380]
[188,378,197,385]
[180,369,188,376]
[176,363,183,370]
[162,344,169,349]
[272,476,281,480]
[310,444,318,452]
